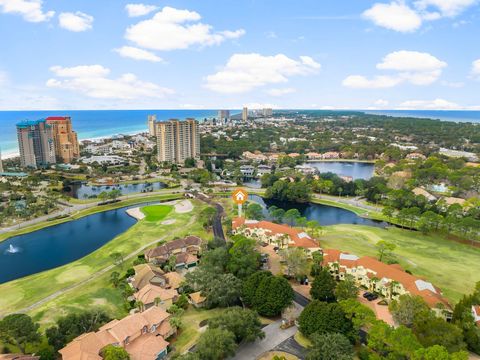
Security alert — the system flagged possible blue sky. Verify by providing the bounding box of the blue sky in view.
[0,0,479,110]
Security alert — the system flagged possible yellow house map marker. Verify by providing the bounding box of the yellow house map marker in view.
[232,188,248,217]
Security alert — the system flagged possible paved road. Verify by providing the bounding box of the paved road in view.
[196,194,226,243]
[313,194,380,213]
[0,189,184,235]
[273,336,307,359]
[231,321,298,360]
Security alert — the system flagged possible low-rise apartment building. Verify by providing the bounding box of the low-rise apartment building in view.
[232,218,321,255]
[145,236,202,267]
[322,249,452,318]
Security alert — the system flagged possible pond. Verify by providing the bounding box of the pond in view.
[306,161,375,180]
[67,181,166,199]
[249,194,386,227]
[0,205,139,284]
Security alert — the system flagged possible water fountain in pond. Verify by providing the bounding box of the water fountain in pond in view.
[5,244,20,254]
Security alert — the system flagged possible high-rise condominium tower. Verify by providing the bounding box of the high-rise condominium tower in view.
[45,116,79,164]
[156,118,200,164]
[148,115,157,136]
[0,148,3,173]
[218,110,230,122]
[16,119,56,168]
[242,107,248,122]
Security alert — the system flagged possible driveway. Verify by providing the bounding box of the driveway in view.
[358,291,395,326]
[231,321,298,360]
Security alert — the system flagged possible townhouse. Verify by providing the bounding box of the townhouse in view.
[59,307,175,360]
[232,217,321,255]
[322,249,452,319]
[144,236,202,268]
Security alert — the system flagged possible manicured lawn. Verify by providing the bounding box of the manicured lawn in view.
[141,204,173,222]
[320,224,480,303]
[0,199,212,326]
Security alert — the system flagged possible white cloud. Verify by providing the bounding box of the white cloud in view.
[414,0,477,17]
[0,71,8,86]
[342,75,403,89]
[125,6,245,51]
[363,0,477,32]
[205,53,321,94]
[363,1,422,32]
[375,99,390,106]
[114,46,163,62]
[471,59,480,79]
[266,88,297,96]
[244,102,279,109]
[343,50,446,88]
[125,3,158,17]
[58,12,93,32]
[0,0,54,22]
[46,64,174,100]
[398,98,460,109]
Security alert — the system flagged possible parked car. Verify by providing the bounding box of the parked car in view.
[362,292,372,298]
[366,293,378,301]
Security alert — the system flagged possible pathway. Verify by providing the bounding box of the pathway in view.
[1,213,196,317]
[313,194,381,213]
[231,321,298,360]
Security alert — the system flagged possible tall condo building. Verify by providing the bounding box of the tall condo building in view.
[156,118,200,164]
[242,107,248,122]
[16,119,56,168]
[45,116,79,164]
[148,114,157,137]
[0,148,3,173]
[218,110,230,122]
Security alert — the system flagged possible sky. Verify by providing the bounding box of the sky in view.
[0,0,480,110]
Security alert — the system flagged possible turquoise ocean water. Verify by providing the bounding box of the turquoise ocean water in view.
[1,109,479,156]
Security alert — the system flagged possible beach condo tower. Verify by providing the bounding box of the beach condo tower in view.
[16,119,56,169]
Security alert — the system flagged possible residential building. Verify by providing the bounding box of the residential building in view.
[16,119,56,168]
[145,236,202,266]
[59,306,175,360]
[240,165,255,177]
[0,148,3,173]
[218,110,230,122]
[295,164,316,175]
[242,107,248,122]
[156,119,200,164]
[322,249,451,318]
[412,187,437,202]
[80,155,126,165]
[439,148,478,162]
[189,292,206,308]
[148,115,157,137]
[472,305,480,326]
[257,164,272,176]
[232,218,321,254]
[263,108,273,117]
[45,116,79,163]
[406,152,426,160]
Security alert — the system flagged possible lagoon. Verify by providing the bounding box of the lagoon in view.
[67,181,167,199]
[307,161,375,180]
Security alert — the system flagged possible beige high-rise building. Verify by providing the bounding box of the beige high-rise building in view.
[45,117,80,164]
[242,107,248,122]
[148,115,157,136]
[156,118,200,164]
[16,119,56,168]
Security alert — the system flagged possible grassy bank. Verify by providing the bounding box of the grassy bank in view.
[0,199,211,327]
[320,224,480,303]
[0,192,183,243]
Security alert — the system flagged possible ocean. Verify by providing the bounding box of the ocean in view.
[0,110,218,157]
[1,109,479,157]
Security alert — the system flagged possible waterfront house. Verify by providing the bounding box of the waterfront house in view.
[322,249,452,319]
[59,306,175,360]
[232,218,321,255]
[257,164,273,176]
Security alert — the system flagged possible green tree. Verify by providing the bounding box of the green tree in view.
[110,252,124,268]
[310,250,324,276]
[243,271,294,317]
[335,275,358,301]
[227,236,260,279]
[195,328,237,360]
[389,294,430,328]
[246,203,264,220]
[298,300,354,339]
[110,271,120,288]
[108,189,122,201]
[280,247,309,278]
[306,332,354,360]
[375,240,396,262]
[0,314,40,354]
[102,345,130,360]
[208,307,265,343]
[283,208,301,225]
[200,207,217,229]
[339,299,376,334]
[310,268,336,302]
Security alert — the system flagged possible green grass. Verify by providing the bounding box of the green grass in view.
[0,199,213,327]
[320,224,480,303]
[141,205,173,222]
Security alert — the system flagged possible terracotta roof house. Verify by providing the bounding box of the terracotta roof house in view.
[145,236,202,265]
[232,217,320,254]
[59,307,175,360]
[322,249,451,319]
[134,284,178,310]
[412,187,437,202]
[131,264,166,290]
[472,305,480,326]
[163,271,184,289]
[442,197,466,206]
[189,292,206,308]
[406,153,426,160]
